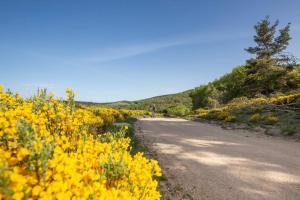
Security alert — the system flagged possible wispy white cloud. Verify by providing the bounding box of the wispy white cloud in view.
[76,31,248,64]
[80,40,183,63]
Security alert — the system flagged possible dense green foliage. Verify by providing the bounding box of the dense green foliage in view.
[164,104,190,117]
[191,64,300,109]
[191,65,248,109]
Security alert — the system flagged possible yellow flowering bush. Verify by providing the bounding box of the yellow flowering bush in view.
[120,110,152,118]
[77,107,152,129]
[249,113,263,123]
[195,108,236,122]
[0,85,161,200]
[263,114,279,125]
[249,113,279,124]
[225,92,300,108]
[195,92,300,125]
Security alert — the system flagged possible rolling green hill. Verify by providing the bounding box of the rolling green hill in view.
[78,90,193,113]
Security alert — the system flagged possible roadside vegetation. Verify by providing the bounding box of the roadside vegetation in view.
[194,92,300,135]
[0,87,161,200]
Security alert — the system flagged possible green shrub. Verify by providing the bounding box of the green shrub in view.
[165,104,190,117]
[190,84,221,109]
[224,115,237,122]
[280,125,297,136]
[202,109,223,120]
[250,106,263,113]
[216,110,228,120]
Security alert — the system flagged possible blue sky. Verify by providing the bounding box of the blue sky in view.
[1,0,300,102]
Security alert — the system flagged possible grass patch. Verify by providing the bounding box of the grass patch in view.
[122,117,148,155]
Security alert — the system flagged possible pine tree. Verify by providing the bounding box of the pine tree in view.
[244,17,294,95]
[245,16,291,60]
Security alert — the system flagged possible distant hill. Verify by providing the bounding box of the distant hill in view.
[77,90,193,112]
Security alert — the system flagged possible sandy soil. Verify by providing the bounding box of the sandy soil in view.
[136,118,300,200]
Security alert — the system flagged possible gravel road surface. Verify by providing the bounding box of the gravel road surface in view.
[136,118,300,200]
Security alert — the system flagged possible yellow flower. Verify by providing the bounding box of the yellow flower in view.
[32,185,42,196]
[13,192,24,200]
[17,147,30,161]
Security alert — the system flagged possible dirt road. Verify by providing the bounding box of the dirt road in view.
[136,118,300,200]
